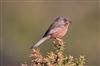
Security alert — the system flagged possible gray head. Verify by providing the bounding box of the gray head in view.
[55,16,71,23]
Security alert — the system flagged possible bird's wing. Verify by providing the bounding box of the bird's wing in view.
[42,21,61,37]
[42,22,55,37]
[43,22,58,37]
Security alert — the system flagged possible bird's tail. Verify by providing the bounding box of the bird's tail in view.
[31,36,50,49]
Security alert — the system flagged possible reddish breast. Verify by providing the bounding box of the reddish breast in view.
[51,24,69,38]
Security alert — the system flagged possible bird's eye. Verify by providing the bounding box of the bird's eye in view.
[64,19,67,22]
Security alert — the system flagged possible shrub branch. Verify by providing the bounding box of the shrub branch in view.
[21,38,86,66]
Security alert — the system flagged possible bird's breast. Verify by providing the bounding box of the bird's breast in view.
[51,24,69,38]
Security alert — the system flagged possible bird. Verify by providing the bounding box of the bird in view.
[31,16,71,49]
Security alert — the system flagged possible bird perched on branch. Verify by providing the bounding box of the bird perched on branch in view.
[31,16,71,49]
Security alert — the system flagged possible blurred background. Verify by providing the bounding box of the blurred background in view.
[0,0,99,66]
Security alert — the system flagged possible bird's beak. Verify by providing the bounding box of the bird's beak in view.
[69,21,72,23]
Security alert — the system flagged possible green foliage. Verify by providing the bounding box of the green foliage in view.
[21,38,86,66]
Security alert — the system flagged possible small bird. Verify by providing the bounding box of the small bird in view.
[31,16,71,49]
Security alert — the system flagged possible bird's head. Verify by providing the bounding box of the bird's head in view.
[55,16,71,24]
